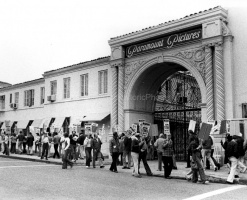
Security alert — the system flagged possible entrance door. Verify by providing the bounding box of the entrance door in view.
[154,71,201,161]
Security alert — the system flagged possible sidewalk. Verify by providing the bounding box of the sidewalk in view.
[1,153,247,185]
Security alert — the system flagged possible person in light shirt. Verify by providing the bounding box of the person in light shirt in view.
[41,132,49,160]
[61,132,73,169]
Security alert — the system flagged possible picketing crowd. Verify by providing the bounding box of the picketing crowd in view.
[185,130,247,184]
[1,127,247,184]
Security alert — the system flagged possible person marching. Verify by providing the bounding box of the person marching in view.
[122,130,132,169]
[188,131,209,184]
[154,133,166,171]
[131,132,141,178]
[138,135,153,176]
[61,132,73,169]
[41,132,49,160]
[162,133,174,179]
[92,133,104,168]
[84,134,93,168]
[109,132,120,173]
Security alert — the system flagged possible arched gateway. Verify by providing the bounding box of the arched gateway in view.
[108,7,234,160]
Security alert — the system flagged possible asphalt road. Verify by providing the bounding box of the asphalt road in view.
[0,157,247,200]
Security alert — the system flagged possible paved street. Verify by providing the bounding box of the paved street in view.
[1,157,247,200]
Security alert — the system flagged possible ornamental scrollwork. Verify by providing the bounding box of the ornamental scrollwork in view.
[174,48,206,82]
[124,58,149,90]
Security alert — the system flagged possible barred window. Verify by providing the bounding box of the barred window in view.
[98,70,108,95]
[40,87,45,104]
[64,77,70,99]
[10,94,12,104]
[51,81,57,95]
[81,74,88,96]
[24,89,34,107]
[15,92,19,104]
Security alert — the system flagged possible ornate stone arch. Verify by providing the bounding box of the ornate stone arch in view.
[124,55,207,110]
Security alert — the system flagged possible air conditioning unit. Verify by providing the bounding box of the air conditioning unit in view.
[47,95,52,101]
[10,103,14,108]
[51,95,56,102]
[13,103,18,109]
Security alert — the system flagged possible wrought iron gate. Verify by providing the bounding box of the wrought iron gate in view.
[154,71,201,161]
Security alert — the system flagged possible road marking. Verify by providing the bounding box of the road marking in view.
[0,164,58,169]
[0,161,30,162]
[183,185,247,200]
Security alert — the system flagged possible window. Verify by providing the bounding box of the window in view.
[50,81,57,95]
[63,77,70,99]
[10,93,12,104]
[81,74,88,96]
[40,87,45,104]
[15,92,19,104]
[24,89,34,107]
[98,70,108,94]
[0,95,5,109]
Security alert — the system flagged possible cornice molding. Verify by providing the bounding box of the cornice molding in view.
[0,78,45,92]
[44,57,110,78]
[109,7,228,47]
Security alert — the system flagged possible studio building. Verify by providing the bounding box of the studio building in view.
[1,6,247,159]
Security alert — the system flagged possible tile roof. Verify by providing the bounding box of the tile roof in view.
[44,56,110,74]
[0,78,44,91]
[110,6,221,40]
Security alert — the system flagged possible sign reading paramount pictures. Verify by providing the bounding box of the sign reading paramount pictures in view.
[126,29,202,58]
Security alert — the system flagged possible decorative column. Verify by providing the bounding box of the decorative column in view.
[111,65,118,132]
[214,42,225,122]
[118,64,125,133]
[205,45,214,121]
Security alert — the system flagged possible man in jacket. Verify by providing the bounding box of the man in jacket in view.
[122,130,132,169]
[138,135,153,176]
[92,133,104,168]
[226,135,240,184]
[154,133,166,171]
[235,133,247,173]
[109,132,120,173]
[162,133,173,179]
[53,132,61,159]
[131,132,141,178]
[201,135,217,171]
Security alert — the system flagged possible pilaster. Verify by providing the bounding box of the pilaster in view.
[205,45,214,121]
[118,64,125,133]
[214,42,225,122]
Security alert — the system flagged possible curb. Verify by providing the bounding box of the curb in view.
[0,155,112,166]
[1,155,246,185]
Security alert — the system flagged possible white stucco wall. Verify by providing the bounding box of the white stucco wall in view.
[227,7,247,118]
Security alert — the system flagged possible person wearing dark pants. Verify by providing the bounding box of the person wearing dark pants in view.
[154,133,166,171]
[84,134,92,168]
[188,132,209,184]
[162,133,174,179]
[53,132,60,159]
[41,132,49,160]
[109,132,120,173]
[61,132,73,169]
[138,136,153,176]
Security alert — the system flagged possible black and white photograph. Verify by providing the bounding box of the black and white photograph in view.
[1,0,247,199]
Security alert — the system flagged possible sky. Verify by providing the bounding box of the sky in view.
[0,0,246,85]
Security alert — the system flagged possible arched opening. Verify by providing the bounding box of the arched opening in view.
[124,58,206,161]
